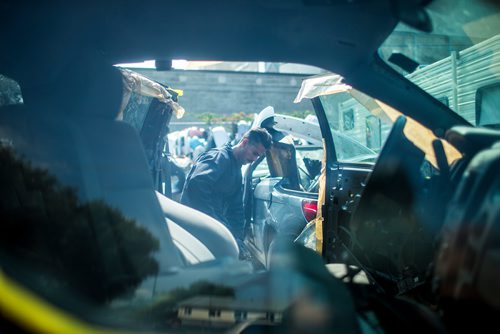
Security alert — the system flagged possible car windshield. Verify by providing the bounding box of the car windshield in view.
[319,92,386,161]
[294,76,385,163]
[296,74,462,168]
[379,0,500,129]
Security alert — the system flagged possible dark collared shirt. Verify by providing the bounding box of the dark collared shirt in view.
[180,144,244,239]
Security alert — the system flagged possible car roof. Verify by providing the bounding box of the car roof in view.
[0,0,466,133]
[2,0,397,77]
[0,0,396,75]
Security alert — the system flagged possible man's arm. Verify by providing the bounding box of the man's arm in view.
[226,185,245,240]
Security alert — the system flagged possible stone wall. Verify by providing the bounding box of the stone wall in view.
[132,69,314,127]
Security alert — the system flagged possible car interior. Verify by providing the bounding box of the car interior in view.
[1,0,499,333]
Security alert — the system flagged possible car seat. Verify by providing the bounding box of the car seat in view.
[0,60,219,270]
[434,133,500,329]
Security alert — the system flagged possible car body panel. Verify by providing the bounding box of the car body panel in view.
[248,176,318,265]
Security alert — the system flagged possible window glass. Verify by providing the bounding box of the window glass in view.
[295,146,323,192]
[0,71,177,330]
[319,92,384,162]
[476,83,500,128]
[379,0,500,126]
[253,157,271,179]
[122,92,154,131]
[316,85,461,167]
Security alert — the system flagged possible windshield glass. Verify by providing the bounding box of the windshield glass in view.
[297,74,462,167]
[319,91,384,161]
[379,0,500,128]
[0,64,338,332]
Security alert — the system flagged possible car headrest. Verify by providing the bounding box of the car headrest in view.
[21,58,123,119]
[445,126,500,157]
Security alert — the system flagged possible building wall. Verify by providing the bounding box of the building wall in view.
[131,69,313,126]
[406,34,500,125]
[178,307,235,324]
[379,31,473,74]
[177,307,282,325]
[332,34,500,149]
[178,307,208,321]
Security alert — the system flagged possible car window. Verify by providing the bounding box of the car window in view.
[253,145,322,192]
[379,0,500,129]
[2,2,499,332]
[253,156,271,179]
[295,146,323,192]
[318,91,390,162]
[0,71,186,330]
[121,91,154,131]
[298,75,462,168]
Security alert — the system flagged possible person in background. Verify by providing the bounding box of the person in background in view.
[180,128,272,258]
[204,125,230,152]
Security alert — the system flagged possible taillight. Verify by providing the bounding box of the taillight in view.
[301,200,318,222]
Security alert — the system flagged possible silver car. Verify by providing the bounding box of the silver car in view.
[244,113,376,267]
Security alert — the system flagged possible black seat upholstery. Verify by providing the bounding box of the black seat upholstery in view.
[0,61,219,271]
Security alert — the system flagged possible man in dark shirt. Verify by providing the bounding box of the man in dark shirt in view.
[180,128,272,247]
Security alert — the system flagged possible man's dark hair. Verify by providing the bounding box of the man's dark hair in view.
[243,127,272,149]
[260,117,276,130]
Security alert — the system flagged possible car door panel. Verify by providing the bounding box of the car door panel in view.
[250,177,281,257]
[271,182,318,240]
[249,176,320,266]
[323,162,373,260]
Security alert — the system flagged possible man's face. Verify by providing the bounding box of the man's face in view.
[241,141,266,165]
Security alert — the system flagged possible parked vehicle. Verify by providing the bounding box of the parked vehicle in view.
[244,113,376,267]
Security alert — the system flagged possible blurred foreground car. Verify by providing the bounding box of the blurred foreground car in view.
[0,0,499,333]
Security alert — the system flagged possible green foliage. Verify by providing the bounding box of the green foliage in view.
[197,110,313,126]
[283,109,314,119]
[197,112,217,125]
[219,112,254,123]
[198,111,255,125]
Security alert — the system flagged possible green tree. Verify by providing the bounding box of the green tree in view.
[285,109,314,119]
[221,112,254,123]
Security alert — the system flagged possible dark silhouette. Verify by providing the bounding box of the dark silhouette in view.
[0,147,160,304]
